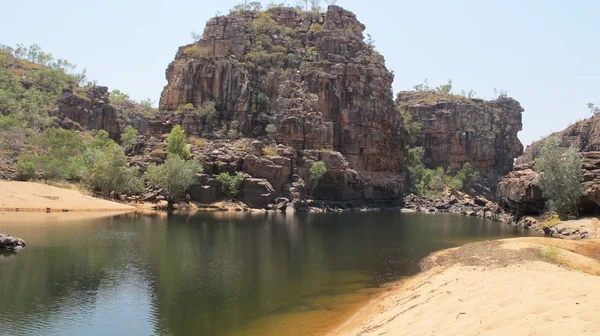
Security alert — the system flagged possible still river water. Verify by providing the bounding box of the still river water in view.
[0,211,530,335]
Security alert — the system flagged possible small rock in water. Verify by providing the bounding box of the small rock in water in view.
[0,233,26,251]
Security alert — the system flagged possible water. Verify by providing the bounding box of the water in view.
[0,211,530,335]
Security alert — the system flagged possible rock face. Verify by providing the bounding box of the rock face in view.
[154,5,407,206]
[497,152,600,216]
[51,86,150,140]
[517,113,600,165]
[496,163,544,216]
[397,92,523,176]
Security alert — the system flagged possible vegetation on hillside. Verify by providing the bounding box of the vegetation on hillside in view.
[534,136,585,219]
[0,44,86,146]
[16,128,144,196]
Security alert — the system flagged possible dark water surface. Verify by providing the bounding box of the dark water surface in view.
[0,211,531,335]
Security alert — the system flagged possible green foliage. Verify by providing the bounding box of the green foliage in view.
[167,125,191,159]
[413,79,430,92]
[17,128,87,180]
[145,154,203,203]
[309,161,327,196]
[216,172,245,198]
[588,103,599,116]
[0,44,85,133]
[232,1,263,12]
[406,147,430,195]
[534,136,585,219]
[436,79,453,94]
[120,126,138,150]
[398,107,421,145]
[90,129,115,149]
[265,124,278,137]
[87,144,144,195]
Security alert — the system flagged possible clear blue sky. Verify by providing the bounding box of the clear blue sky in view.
[2,0,598,147]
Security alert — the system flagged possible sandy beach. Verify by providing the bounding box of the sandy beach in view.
[0,181,135,212]
[330,237,600,336]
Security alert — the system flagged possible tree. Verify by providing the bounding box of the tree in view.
[534,136,585,219]
[120,125,138,150]
[167,125,191,159]
[216,172,245,198]
[588,103,599,116]
[436,79,453,95]
[87,144,144,196]
[309,161,327,196]
[144,154,203,206]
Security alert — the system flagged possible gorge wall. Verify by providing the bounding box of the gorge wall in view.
[397,91,524,177]
[498,113,600,216]
[152,5,407,207]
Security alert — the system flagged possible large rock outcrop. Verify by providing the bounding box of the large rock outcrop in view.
[500,113,600,216]
[517,113,600,164]
[397,92,523,176]
[497,152,600,216]
[51,86,150,140]
[154,5,407,206]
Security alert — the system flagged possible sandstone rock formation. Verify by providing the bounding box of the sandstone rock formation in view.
[496,163,544,216]
[497,152,600,216]
[517,113,600,164]
[397,92,523,176]
[51,86,150,140]
[152,5,407,207]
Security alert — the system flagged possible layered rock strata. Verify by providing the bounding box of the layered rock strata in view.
[397,92,523,176]
[152,5,407,207]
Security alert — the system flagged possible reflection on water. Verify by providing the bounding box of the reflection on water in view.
[0,211,531,335]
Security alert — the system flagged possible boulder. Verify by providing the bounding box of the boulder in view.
[239,178,276,209]
[0,234,26,251]
[496,163,544,216]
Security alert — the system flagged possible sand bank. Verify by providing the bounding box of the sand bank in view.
[330,237,600,336]
[0,181,135,212]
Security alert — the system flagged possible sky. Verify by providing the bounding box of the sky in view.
[1,0,598,147]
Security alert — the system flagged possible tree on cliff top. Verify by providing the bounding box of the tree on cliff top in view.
[534,136,585,219]
[167,125,191,159]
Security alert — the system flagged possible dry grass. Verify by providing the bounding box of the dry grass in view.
[189,137,207,148]
[262,147,279,156]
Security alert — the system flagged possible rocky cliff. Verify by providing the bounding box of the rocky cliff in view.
[397,91,523,176]
[51,86,150,140]
[152,5,407,207]
[498,113,600,216]
[497,152,600,216]
[517,113,600,164]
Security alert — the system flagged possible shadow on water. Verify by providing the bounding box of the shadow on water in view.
[0,211,533,336]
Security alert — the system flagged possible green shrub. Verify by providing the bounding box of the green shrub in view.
[16,161,36,181]
[17,128,87,180]
[120,125,138,150]
[145,154,203,205]
[216,172,245,198]
[87,144,144,195]
[167,125,191,159]
[309,161,327,196]
[534,136,585,218]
